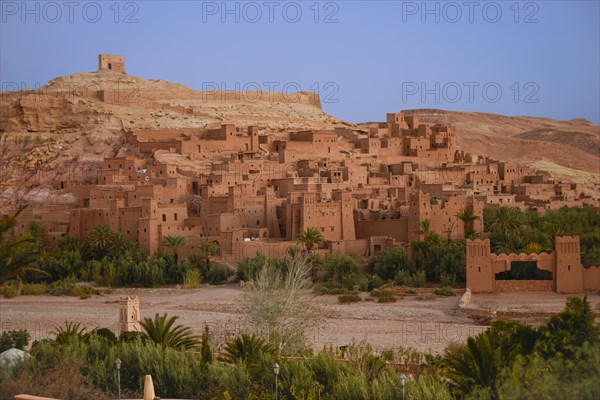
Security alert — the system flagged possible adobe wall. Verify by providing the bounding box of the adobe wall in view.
[495,280,554,292]
[466,236,600,294]
[355,218,409,242]
[582,267,600,291]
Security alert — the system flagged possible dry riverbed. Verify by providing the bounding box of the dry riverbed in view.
[1,286,597,355]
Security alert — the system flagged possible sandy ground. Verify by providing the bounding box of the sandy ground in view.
[1,286,598,355]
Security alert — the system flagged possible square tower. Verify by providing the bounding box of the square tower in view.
[119,296,141,335]
[98,54,125,73]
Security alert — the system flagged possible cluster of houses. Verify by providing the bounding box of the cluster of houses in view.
[8,111,597,269]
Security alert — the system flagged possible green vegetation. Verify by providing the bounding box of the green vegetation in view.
[338,293,362,303]
[295,226,325,252]
[443,296,599,399]
[1,297,595,399]
[0,330,30,352]
[0,218,234,298]
[484,206,599,266]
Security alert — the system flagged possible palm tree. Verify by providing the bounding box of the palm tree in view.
[296,227,325,252]
[86,224,115,258]
[488,207,522,238]
[219,333,272,364]
[162,235,187,263]
[0,208,46,284]
[286,245,300,259]
[415,219,431,240]
[444,333,501,399]
[456,208,480,238]
[140,313,200,350]
[198,240,219,269]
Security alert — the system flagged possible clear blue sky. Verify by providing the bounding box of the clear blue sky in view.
[1,1,599,124]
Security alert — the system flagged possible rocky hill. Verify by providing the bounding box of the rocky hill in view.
[399,109,599,175]
[0,71,348,204]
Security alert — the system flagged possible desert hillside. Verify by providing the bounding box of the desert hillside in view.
[0,71,348,199]
[400,109,599,173]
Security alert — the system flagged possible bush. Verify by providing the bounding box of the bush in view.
[439,273,456,288]
[326,254,360,289]
[367,275,384,291]
[314,284,355,295]
[434,286,456,296]
[405,289,417,295]
[394,269,409,286]
[183,268,201,288]
[0,330,30,352]
[236,253,266,281]
[373,289,398,303]
[90,328,117,344]
[0,281,22,298]
[202,263,233,285]
[71,283,99,298]
[338,294,362,304]
[370,246,412,281]
[407,270,426,288]
[48,280,75,296]
[21,283,47,296]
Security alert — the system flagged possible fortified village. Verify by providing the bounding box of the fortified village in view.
[4,55,600,294]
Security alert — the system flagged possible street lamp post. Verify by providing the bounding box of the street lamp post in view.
[273,363,280,400]
[114,358,122,400]
[399,373,407,400]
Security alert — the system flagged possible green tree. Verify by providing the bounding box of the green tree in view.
[456,208,480,237]
[140,313,200,350]
[296,227,325,252]
[536,296,599,359]
[198,240,219,270]
[326,253,360,289]
[86,224,115,258]
[415,219,431,240]
[0,208,46,284]
[162,235,188,263]
[370,246,412,281]
[200,325,213,365]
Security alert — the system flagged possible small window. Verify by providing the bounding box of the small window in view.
[174,213,178,221]
[162,214,166,222]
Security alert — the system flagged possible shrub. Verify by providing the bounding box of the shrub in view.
[405,289,417,295]
[48,280,75,296]
[314,284,354,295]
[326,254,360,289]
[71,283,99,298]
[439,272,456,288]
[394,269,409,286]
[367,275,384,291]
[378,290,397,303]
[202,263,233,285]
[434,286,456,296]
[0,281,22,298]
[183,268,201,288]
[338,294,362,304]
[407,270,426,288]
[0,330,30,352]
[236,253,266,281]
[21,283,47,295]
[370,246,412,281]
[90,328,117,344]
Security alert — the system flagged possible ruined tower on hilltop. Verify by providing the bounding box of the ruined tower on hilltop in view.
[98,54,125,73]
